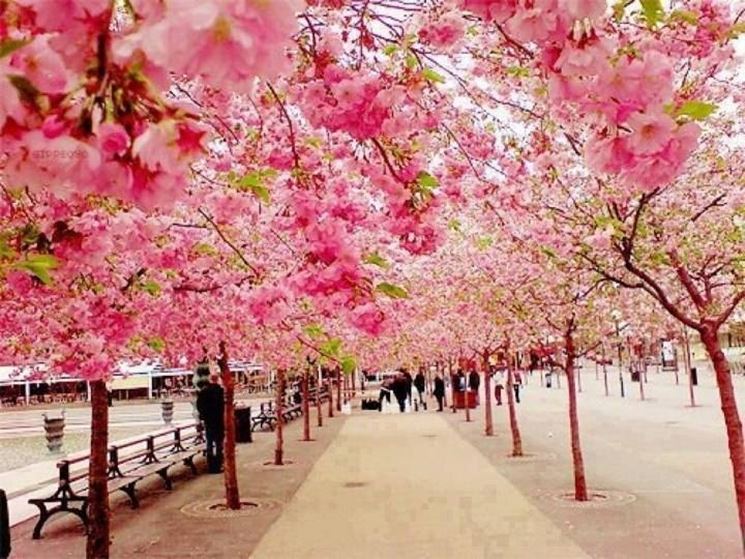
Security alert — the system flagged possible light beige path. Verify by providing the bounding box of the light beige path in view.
[251,413,589,559]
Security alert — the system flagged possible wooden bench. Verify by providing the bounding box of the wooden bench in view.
[29,423,205,539]
[249,386,331,432]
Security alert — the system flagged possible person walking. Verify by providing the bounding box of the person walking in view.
[414,370,426,406]
[513,373,522,404]
[378,378,392,412]
[468,369,480,405]
[433,375,445,411]
[197,373,225,474]
[392,374,409,413]
[495,380,504,406]
[402,368,413,405]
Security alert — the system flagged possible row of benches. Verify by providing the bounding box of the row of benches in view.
[250,386,330,431]
[28,389,331,540]
[29,423,205,539]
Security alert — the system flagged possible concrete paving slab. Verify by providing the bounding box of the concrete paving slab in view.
[251,413,589,559]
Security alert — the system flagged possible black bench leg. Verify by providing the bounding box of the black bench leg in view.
[120,483,139,509]
[158,469,173,491]
[184,456,198,475]
[31,503,88,539]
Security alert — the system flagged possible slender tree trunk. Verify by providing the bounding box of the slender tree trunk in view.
[316,366,323,427]
[275,368,285,466]
[302,369,311,441]
[218,343,240,509]
[565,331,588,501]
[639,360,646,401]
[327,375,334,418]
[351,369,356,398]
[506,360,523,457]
[701,326,745,553]
[86,380,110,559]
[683,328,696,407]
[595,359,599,380]
[483,353,494,437]
[336,368,342,412]
[449,357,456,413]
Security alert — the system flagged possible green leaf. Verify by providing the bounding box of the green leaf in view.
[669,9,698,25]
[341,356,357,375]
[148,337,166,353]
[675,100,717,121]
[612,0,626,21]
[383,44,398,56]
[506,66,530,78]
[15,254,58,285]
[303,324,324,339]
[476,236,493,250]
[193,242,218,256]
[640,0,665,28]
[376,282,409,299]
[448,219,462,232]
[422,68,445,84]
[237,171,272,203]
[320,338,342,358]
[142,280,161,296]
[416,171,439,190]
[0,38,30,59]
[363,252,389,269]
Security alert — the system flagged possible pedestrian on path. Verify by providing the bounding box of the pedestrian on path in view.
[378,378,392,412]
[513,375,522,404]
[414,371,426,405]
[392,374,409,413]
[494,381,504,405]
[401,368,413,405]
[197,373,225,474]
[433,375,445,411]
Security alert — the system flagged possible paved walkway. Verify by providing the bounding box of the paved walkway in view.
[251,413,589,559]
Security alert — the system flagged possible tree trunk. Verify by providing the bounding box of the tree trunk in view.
[351,369,356,398]
[275,368,285,465]
[86,380,110,559]
[565,331,588,501]
[506,362,523,457]
[483,353,494,436]
[327,375,334,418]
[449,357,456,413]
[639,360,646,401]
[683,328,696,407]
[701,326,745,553]
[336,368,342,412]
[316,380,323,427]
[302,369,311,441]
[218,342,240,510]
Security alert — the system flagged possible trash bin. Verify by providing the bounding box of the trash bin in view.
[631,370,640,382]
[690,367,698,386]
[234,406,253,443]
[545,373,552,388]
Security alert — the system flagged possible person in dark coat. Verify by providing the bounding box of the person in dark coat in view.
[392,374,409,413]
[401,368,413,404]
[414,371,426,405]
[494,380,504,405]
[455,369,466,391]
[197,374,225,473]
[378,378,392,412]
[468,370,480,392]
[433,375,445,411]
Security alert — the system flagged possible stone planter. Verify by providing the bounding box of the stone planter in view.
[161,400,174,425]
[42,411,65,453]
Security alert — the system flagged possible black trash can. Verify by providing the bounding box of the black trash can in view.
[234,406,253,443]
[545,373,552,388]
[1,489,10,559]
[631,370,640,382]
[690,367,698,386]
